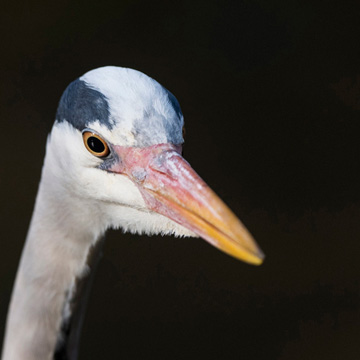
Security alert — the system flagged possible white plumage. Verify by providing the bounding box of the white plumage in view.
[2,66,263,360]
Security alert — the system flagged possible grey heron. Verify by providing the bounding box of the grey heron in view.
[1,66,264,360]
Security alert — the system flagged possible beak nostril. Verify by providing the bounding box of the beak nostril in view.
[131,168,147,183]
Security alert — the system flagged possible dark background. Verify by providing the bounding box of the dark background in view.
[1,1,360,359]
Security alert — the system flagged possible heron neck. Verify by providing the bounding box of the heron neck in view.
[2,160,106,360]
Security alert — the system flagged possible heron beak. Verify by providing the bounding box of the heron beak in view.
[111,144,264,265]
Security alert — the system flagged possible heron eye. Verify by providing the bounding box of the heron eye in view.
[82,132,110,158]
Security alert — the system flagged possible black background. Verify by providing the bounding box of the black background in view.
[1,1,360,359]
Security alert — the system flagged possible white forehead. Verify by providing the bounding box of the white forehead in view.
[80,66,184,147]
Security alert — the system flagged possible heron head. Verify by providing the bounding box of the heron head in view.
[47,66,264,265]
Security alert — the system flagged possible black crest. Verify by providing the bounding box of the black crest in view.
[56,79,111,130]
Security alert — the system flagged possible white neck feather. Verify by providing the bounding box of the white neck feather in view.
[2,149,105,360]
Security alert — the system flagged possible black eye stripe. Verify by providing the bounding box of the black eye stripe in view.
[87,136,105,153]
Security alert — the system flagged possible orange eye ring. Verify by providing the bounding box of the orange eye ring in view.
[82,131,110,158]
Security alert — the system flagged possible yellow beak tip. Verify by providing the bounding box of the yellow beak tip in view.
[232,247,265,266]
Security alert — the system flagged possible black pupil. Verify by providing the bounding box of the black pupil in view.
[87,137,105,153]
